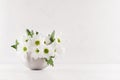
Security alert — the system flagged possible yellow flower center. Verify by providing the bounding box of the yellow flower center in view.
[44,48,49,54]
[35,40,40,46]
[23,46,27,52]
[35,48,40,54]
[57,38,61,43]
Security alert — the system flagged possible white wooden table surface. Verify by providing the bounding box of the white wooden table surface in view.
[0,64,120,80]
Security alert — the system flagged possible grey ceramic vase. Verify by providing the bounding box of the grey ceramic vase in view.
[24,52,48,70]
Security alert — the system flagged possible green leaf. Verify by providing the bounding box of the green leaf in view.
[26,29,31,36]
[26,29,34,38]
[16,40,19,45]
[31,30,34,37]
[50,56,55,58]
[50,30,55,43]
[11,40,19,51]
[11,45,17,50]
[45,57,54,66]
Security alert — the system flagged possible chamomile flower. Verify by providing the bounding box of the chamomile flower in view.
[50,37,63,55]
[56,36,62,45]
[30,35,44,47]
[18,42,29,54]
[31,47,44,59]
[18,35,33,54]
[42,45,55,59]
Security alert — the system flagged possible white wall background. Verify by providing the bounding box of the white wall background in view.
[0,0,120,64]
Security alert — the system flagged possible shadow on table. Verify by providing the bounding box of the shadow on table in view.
[24,69,55,80]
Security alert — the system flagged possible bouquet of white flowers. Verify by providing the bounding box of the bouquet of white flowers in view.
[11,29,63,68]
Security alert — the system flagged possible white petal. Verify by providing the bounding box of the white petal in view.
[55,45,63,54]
[44,36,51,45]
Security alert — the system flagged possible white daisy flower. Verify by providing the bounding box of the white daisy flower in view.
[30,34,44,47]
[18,35,33,54]
[50,37,63,55]
[31,47,44,60]
[18,42,30,54]
[42,45,55,59]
